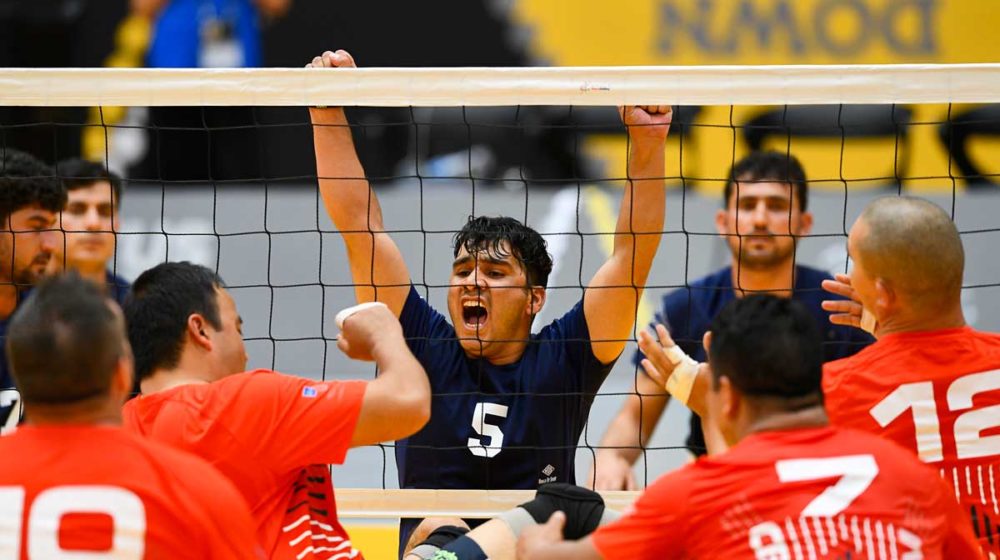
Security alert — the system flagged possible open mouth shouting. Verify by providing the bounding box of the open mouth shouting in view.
[462,299,489,332]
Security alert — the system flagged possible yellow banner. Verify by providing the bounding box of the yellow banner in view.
[513,0,1000,191]
[513,0,1000,65]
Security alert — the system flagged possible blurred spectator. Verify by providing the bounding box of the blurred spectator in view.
[129,0,291,182]
[51,158,130,306]
[0,149,66,432]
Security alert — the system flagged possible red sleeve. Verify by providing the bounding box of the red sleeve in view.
[590,468,692,560]
[222,371,367,472]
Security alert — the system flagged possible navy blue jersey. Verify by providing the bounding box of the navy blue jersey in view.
[396,286,615,551]
[633,265,873,454]
[106,270,131,308]
[0,315,17,433]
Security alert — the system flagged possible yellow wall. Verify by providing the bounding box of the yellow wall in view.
[513,0,999,65]
[512,1,1000,191]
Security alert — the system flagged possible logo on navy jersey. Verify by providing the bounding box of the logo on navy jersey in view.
[539,464,557,485]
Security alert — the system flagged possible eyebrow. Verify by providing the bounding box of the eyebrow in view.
[452,254,512,268]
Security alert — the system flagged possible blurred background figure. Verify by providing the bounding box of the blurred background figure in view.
[51,158,131,306]
[128,0,291,182]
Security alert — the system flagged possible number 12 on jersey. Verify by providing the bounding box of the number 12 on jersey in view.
[870,369,1000,462]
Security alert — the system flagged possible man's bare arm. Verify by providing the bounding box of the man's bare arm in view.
[590,372,669,490]
[336,303,431,447]
[585,106,671,364]
[308,50,411,317]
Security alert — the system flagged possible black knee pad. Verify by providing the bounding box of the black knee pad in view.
[419,525,469,550]
[519,482,606,539]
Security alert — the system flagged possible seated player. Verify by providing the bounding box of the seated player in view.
[819,196,1000,556]
[121,261,431,559]
[0,273,258,558]
[519,295,980,559]
[51,158,130,305]
[1,148,65,432]
[641,196,1000,557]
[308,49,671,549]
[591,150,872,489]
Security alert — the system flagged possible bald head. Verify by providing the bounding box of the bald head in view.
[853,197,964,312]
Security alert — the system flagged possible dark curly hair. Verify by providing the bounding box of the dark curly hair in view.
[724,151,808,212]
[0,148,66,227]
[453,216,553,288]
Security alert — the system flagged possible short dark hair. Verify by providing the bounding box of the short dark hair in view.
[724,151,808,212]
[6,272,126,405]
[453,216,554,288]
[0,148,66,227]
[708,295,823,402]
[124,262,226,381]
[56,158,124,208]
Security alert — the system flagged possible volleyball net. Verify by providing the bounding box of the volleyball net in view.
[4,64,1000,520]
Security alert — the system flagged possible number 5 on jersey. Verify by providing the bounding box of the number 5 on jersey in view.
[467,402,508,458]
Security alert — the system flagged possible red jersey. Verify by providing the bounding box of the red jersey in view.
[591,426,979,559]
[824,326,1000,555]
[0,424,258,559]
[122,370,367,560]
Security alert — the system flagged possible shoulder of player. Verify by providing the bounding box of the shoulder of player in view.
[658,267,731,317]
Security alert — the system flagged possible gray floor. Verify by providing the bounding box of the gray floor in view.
[116,179,1000,489]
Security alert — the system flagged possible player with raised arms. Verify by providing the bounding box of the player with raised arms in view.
[518,295,980,559]
[0,273,259,558]
[121,261,431,559]
[642,196,1000,557]
[308,49,671,551]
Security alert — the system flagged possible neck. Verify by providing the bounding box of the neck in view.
[731,257,796,298]
[25,399,123,427]
[471,324,532,366]
[875,304,966,338]
[141,373,211,394]
[70,262,108,286]
[139,348,220,395]
[0,284,16,320]
[739,404,829,441]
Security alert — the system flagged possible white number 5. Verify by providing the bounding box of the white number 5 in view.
[467,402,508,458]
[775,455,879,516]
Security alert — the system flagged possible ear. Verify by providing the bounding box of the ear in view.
[718,375,739,423]
[702,331,712,357]
[797,210,814,236]
[714,208,729,236]
[873,277,895,316]
[109,355,134,403]
[187,313,213,351]
[527,286,546,317]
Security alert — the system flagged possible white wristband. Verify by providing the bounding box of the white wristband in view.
[334,301,388,329]
[663,345,699,406]
[860,307,878,336]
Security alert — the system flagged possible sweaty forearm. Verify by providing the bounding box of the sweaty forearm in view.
[310,107,379,230]
[613,143,665,281]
